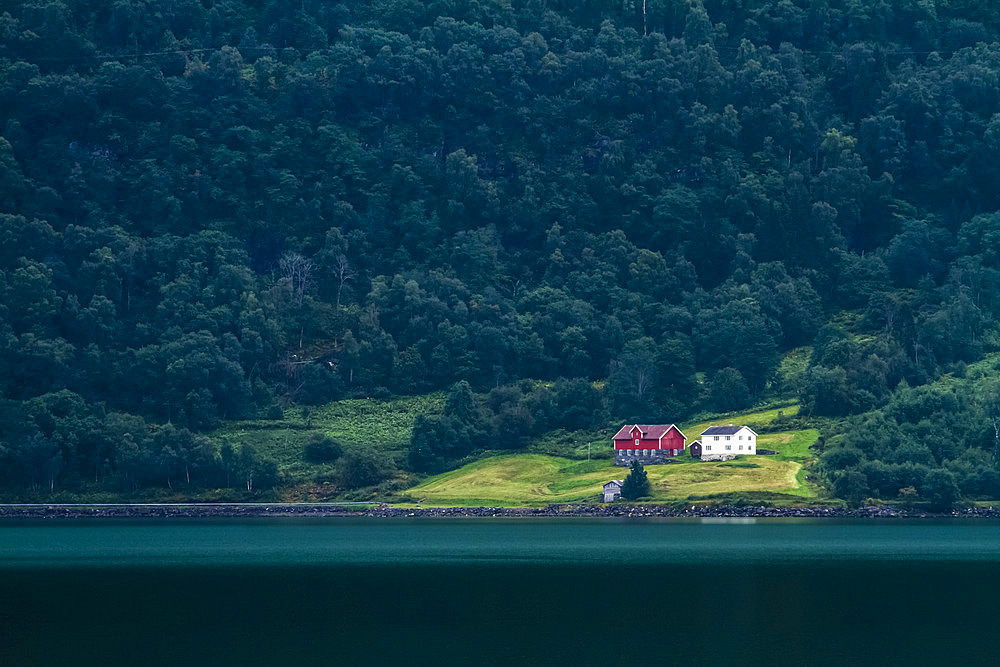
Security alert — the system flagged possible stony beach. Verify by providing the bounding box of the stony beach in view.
[0,503,997,519]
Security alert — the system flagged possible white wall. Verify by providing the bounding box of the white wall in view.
[702,427,756,455]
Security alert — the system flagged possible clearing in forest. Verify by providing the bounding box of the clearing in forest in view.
[409,429,820,507]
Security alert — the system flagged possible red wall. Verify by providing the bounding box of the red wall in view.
[613,428,686,454]
[614,438,659,450]
[662,431,684,450]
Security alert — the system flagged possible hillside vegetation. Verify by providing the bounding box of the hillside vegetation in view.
[2,1,1000,505]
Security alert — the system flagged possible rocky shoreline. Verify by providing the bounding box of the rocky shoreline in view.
[1,503,998,519]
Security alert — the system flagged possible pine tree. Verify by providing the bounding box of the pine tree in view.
[620,461,651,500]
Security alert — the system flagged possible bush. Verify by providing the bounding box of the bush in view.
[303,433,343,464]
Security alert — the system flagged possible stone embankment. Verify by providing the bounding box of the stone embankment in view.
[1,503,999,519]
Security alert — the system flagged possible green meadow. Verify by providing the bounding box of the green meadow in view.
[409,427,821,507]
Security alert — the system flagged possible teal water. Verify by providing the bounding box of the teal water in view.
[1,518,999,665]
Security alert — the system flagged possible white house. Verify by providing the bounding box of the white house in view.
[603,480,624,502]
[699,425,757,461]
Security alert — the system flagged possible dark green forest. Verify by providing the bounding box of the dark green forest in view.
[3,0,1000,504]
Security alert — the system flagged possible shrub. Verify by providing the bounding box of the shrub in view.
[303,433,343,464]
[337,452,393,490]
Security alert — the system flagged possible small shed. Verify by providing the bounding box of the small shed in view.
[603,480,624,502]
[689,440,702,458]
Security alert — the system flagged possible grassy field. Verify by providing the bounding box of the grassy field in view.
[409,429,821,507]
[212,392,445,478]
[681,404,800,442]
[210,387,821,506]
[515,402,802,462]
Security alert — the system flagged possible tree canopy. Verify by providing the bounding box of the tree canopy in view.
[2,1,1000,502]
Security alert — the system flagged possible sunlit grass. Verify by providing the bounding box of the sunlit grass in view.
[681,404,800,441]
[409,430,821,507]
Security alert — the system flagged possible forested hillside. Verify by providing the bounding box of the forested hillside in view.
[2,0,1000,503]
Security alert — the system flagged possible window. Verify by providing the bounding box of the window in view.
[635,439,639,446]
[725,436,731,441]
[739,445,743,451]
[713,436,719,441]
[739,435,743,440]
[706,446,712,451]
[725,445,732,451]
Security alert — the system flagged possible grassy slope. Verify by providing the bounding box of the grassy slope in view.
[681,404,800,441]
[212,393,446,478]
[208,367,819,505]
[524,402,802,461]
[410,427,821,507]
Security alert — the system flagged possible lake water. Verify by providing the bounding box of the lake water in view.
[2,518,999,665]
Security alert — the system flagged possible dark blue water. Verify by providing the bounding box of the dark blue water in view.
[1,518,998,665]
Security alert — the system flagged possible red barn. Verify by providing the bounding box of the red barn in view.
[612,424,687,466]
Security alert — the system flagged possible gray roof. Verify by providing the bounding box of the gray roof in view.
[604,480,624,488]
[701,425,748,436]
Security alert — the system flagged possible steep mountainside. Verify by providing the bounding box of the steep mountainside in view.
[2,1,1000,504]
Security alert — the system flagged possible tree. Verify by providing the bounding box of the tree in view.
[898,486,919,509]
[707,367,751,412]
[237,444,278,493]
[336,451,390,490]
[608,337,660,420]
[620,461,651,500]
[834,469,870,507]
[921,470,960,512]
[220,442,236,488]
[975,378,1000,467]
[444,380,478,424]
[331,253,356,308]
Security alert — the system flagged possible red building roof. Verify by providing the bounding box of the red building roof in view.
[612,424,687,441]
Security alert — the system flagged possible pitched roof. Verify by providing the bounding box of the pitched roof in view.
[604,480,624,488]
[613,424,687,440]
[700,425,757,436]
